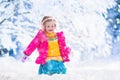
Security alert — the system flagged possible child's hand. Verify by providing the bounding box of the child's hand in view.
[22,54,28,62]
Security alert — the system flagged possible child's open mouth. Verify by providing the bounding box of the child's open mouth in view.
[49,30,53,32]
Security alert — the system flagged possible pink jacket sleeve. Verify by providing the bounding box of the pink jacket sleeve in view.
[58,32,71,62]
[23,30,41,56]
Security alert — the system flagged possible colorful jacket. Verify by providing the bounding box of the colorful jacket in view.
[23,29,71,64]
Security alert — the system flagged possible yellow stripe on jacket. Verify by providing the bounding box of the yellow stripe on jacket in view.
[47,39,62,61]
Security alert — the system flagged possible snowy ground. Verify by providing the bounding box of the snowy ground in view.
[0,57,120,80]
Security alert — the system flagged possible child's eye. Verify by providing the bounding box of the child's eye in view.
[47,26,50,27]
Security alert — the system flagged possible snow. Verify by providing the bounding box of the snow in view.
[0,57,120,80]
[0,0,120,80]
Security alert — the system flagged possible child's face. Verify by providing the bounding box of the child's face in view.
[44,21,56,33]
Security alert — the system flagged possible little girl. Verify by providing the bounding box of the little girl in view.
[22,16,71,75]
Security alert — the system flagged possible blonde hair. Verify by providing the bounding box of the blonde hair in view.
[41,16,56,25]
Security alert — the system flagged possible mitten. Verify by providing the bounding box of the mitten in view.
[22,54,28,62]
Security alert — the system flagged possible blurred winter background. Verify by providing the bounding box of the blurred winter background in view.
[0,0,120,80]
